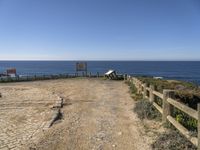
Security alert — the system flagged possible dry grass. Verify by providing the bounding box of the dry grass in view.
[133,99,161,120]
[152,130,197,150]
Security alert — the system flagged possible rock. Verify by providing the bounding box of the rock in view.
[117,132,122,136]
[112,144,116,148]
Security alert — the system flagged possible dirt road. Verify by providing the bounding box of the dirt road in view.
[0,78,152,150]
[24,78,151,150]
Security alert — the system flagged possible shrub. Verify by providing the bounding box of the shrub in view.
[125,81,137,93]
[136,77,199,131]
[125,80,143,100]
[134,99,161,120]
[138,76,200,109]
[171,107,198,132]
[154,97,163,107]
[152,130,197,150]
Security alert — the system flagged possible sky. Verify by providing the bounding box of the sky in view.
[0,0,200,61]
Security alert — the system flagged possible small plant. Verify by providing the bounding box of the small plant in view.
[134,99,161,120]
[125,80,143,100]
[129,82,137,94]
[152,130,197,150]
[154,97,163,107]
[125,80,137,93]
[171,107,198,132]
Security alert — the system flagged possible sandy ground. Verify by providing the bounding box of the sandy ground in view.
[0,83,59,150]
[0,78,153,150]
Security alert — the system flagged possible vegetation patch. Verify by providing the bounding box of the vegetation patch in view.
[136,77,199,132]
[152,130,197,150]
[125,80,143,100]
[127,77,199,149]
[137,76,200,109]
[154,97,163,107]
[134,99,161,120]
[171,107,198,132]
[125,80,161,120]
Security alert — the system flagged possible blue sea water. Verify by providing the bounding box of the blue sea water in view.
[0,61,199,84]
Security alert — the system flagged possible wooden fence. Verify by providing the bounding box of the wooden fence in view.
[0,72,102,83]
[127,76,200,149]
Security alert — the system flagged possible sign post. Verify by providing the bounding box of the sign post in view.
[76,62,87,76]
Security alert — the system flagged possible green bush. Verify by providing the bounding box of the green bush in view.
[171,107,198,132]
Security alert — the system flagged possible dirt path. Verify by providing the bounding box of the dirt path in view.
[0,78,152,150]
[23,78,151,150]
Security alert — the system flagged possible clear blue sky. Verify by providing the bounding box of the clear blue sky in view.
[0,0,200,60]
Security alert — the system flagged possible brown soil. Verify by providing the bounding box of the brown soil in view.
[0,78,153,150]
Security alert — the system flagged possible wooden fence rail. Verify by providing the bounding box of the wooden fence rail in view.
[127,76,200,149]
[0,72,103,83]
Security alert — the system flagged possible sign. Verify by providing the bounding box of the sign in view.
[76,62,87,72]
[6,68,17,77]
[6,68,16,75]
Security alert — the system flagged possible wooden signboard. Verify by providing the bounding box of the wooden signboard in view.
[76,62,87,72]
[6,68,16,75]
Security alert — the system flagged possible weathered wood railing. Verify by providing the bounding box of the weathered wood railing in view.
[0,72,102,83]
[127,76,200,149]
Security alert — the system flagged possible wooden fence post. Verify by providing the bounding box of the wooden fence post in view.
[136,82,139,94]
[138,81,141,94]
[138,82,142,94]
[132,77,134,84]
[198,103,200,150]
[17,76,20,81]
[162,90,175,124]
[143,83,147,99]
[133,78,135,85]
[150,85,155,103]
[124,74,127,81]
[140,82,143,94]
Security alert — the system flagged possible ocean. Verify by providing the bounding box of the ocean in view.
[0,61,199,84]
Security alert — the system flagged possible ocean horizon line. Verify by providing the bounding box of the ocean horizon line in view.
[0,60,200,62]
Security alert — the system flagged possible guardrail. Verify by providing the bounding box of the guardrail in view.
[127,76,200,149]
